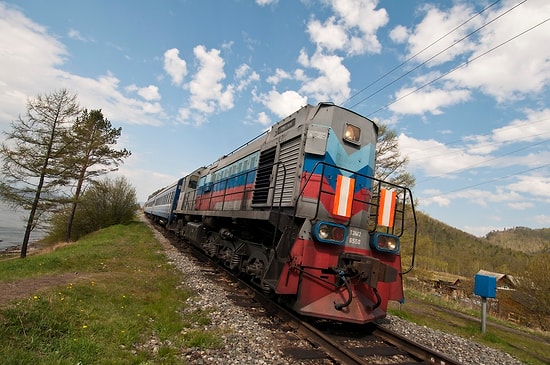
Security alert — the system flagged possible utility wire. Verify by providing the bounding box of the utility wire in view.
[351,0,528,109]
[424,163,550,199]
[365,16,550,117]
[417,138,550,184]
[343,0,504,107]
[412,128,550,162]
[406,116,550,159]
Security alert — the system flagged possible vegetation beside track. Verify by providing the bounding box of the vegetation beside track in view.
[1,219,548,364]
[0,220,221,364]
[389,290,550,365]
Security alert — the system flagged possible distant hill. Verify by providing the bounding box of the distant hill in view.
[485,226,550,253]
[409,211,548,278]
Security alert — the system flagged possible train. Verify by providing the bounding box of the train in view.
[144,102,417,324]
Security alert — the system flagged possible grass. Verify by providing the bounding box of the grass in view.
[0,220,221,364]
[2,222,548,364]
[389,289,550,365]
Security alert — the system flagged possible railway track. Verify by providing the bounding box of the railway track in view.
[156,222,463,365]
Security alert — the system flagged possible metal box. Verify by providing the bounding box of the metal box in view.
[474,273,497,298]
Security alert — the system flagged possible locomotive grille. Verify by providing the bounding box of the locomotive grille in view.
[273,137,301,206]
[252,147,276,204]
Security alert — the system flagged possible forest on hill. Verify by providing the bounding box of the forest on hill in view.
[409,211,549,278]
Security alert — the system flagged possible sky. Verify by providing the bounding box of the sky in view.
[0,0,549,237]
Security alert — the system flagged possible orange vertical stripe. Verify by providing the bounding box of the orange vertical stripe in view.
[344,178,355,217]
[378,188,396,227]
[333,175,343,216]
[333,175,355,218]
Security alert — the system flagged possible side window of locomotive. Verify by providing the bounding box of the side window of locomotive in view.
[188,176,198,189]
[343,123,361,145]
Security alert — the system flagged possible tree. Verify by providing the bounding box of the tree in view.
[0,89,79,257]
[63,109,131,241]
[47,176,138,242]
[517,252,550,330]
[375,123,415,188]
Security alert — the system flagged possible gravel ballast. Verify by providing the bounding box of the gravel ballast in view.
[148,222,523,365]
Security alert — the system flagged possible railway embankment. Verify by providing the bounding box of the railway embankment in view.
[0,217,547,364]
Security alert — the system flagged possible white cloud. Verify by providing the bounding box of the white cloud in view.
[451,0,550,102]
[266,68,292,85]
[163,48,187,86]
[255,0,278,6]
[298,50,351,103]
[307,16,349,53]
[534,214,550,226]
[255,89,307,118]
[0,4,166,128]
[491,109,550,143]
[0,3,67,124]
[394,0,550,109]
[67,29,93,42]
[389,25,409,44]
[507,202,533,210]
[234,64,259,92]
[327,0,389,55]
[390,86,470,115]
[307,0,388,55]
[420,189,450,206]
[399,133,487,177]
[402,3,478,66]
[256,111,271,126]
[507,175,550,199]
[68,72,165,125]
[126,84,161,101]
[188,45,234,115]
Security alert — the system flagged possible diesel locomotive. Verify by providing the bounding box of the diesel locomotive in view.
[144,102,417,324]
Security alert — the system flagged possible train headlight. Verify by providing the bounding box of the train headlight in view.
[344,123,361,145]
[370,233,400,254]
[313,222,347,245]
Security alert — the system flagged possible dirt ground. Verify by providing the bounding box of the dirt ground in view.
[0,242,89,306]
[0,272,88,306]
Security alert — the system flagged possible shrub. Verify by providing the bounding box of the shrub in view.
[47,176,138,242]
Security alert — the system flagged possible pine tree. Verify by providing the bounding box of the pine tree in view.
[0,89,79,257]
[63,109,131,241]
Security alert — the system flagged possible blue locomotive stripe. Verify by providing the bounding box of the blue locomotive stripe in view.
[303,131,375,191]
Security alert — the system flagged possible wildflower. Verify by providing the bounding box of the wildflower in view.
[33,295,39,300]
[82,325,88,329]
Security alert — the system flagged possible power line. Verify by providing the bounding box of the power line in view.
[406,116,550,160]
[342,0,504,107]
[365,16,550,117]
[423,162,550,199]
[351,0,528,110]
[416,138,550,185]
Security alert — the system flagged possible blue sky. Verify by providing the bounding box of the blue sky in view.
[0,0,549,237]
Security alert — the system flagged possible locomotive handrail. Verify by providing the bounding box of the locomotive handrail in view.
[177,157,417,274]
[295,160,417,273]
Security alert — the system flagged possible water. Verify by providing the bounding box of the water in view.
[0,202,45,251]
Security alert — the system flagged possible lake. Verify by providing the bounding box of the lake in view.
[0,202,45,251]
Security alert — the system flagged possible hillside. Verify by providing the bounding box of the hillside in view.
[486,226,550,253]
[410,211,549,278]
